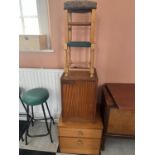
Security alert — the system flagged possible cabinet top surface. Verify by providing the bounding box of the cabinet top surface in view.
[104,83,135,110]
[58,114,103,129]
[61,70,98,81]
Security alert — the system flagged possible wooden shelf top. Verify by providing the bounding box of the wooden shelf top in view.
[105,83,135,110]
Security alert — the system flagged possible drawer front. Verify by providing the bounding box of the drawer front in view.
[59,137,101,154]
[59,127,102,138]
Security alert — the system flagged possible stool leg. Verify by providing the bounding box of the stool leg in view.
[90,9,96,43]
[21,136,24,142]
[68,12,72,68]
[90,46,95,77]
[41,103,53,143]
[64,47,69,76]
[19,96,27,112]
[68,47,72,66]
[31,106,34,126]
[45,101,55,124]
[25,105,29,145]
[90,9,96,77]
[64,10,69,76]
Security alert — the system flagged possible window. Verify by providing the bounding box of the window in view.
[19,0,52,50]
[19,0,39,34]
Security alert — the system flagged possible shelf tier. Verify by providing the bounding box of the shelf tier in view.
[67,41,91,47]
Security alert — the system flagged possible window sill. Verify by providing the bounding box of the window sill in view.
[19,49,54,53]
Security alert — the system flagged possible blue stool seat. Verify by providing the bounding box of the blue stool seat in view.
[22,88,49,106]
[21,87,54,145]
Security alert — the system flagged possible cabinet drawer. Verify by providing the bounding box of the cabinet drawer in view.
[59,137,101,154]
[59,127,102,138]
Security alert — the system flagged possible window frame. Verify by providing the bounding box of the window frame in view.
[19,0,40,35]
[19,0,53,51]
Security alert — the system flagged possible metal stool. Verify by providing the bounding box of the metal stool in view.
[21,88,55,145]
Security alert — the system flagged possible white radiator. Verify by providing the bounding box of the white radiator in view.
[19,68,63,119]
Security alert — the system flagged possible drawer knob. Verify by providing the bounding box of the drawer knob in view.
[78,130,84,136]
[77,139,83,145]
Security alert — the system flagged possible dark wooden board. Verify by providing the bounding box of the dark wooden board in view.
[106,83,135,110]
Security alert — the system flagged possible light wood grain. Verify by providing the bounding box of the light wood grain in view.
[58,113,103,155]
[108,109,135,135]
[59,137,100,154]
[90,9,96,43]
[65,10,69,42]
[59,128,102,138]
[68,12,72,41]
[102,83,135,136]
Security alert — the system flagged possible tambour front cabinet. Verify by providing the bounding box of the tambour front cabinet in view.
[58,114,103,155]
[61,70,98,121]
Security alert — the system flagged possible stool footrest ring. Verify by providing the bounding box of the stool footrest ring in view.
[27,121,52,138]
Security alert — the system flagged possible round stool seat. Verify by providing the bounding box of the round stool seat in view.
[22,88,49,106]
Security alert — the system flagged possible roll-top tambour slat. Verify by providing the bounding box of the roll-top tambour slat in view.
[68,22,91,26]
